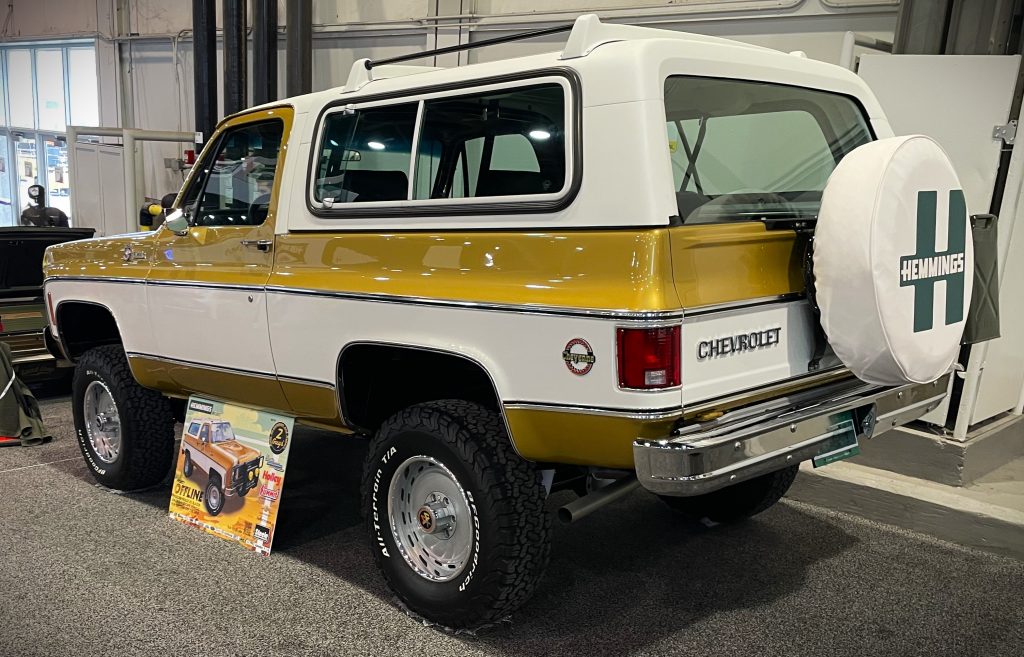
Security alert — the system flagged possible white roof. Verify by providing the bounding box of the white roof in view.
[265,14,884,121]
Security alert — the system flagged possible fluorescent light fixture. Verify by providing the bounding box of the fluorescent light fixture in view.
[367,141,385,150]
[528,130,550,141]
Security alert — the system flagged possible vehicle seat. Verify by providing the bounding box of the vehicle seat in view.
[340,170,409,202]
[475,170,554,197]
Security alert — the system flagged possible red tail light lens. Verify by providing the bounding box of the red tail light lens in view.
[616,326,681,389]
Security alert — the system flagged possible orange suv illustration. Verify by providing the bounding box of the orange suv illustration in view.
[181,420,262,516]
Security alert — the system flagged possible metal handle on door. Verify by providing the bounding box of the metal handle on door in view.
[241,239,273,252]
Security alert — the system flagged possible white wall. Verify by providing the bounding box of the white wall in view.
[1,0,899,203]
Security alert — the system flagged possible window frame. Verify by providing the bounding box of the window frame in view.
[305,68,582,219]
[181,116,286,228]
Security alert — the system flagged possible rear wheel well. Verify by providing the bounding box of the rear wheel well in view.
[55,301,122,360]
[339,344,501,432]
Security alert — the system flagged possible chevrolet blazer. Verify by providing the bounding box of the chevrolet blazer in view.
[42,16,975,628]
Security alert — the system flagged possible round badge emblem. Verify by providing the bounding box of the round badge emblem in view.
[562,338,596,376]
[268,421,289,455]
[122,245,133,262]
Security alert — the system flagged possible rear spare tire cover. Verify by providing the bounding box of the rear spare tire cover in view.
[814,135,973,385]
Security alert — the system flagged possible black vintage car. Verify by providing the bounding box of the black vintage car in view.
[0,227,94,386]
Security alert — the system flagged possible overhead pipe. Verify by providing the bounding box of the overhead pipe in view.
[191,0,216,145]
[253,0,278,106]
[286,0,313,97]
[223,0,248,115]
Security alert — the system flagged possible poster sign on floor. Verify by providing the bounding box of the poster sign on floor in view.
[168,396,294,555]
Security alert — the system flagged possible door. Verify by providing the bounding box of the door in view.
[858,54,1022,428]
[145,107,293,411]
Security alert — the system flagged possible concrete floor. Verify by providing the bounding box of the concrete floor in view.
[2,395,1023,657]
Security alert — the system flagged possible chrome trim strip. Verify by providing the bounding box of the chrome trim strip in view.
[503,401,683,420]
[266,285,686,321]
[126,352,279,381]
[684,293,805,318]
[277,373,336,389]
[44,275,686,321]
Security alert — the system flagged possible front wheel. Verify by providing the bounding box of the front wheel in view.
[362,400,551,630]
[659,465,799,524]
[205,473,225,516]
[72,345,176,490]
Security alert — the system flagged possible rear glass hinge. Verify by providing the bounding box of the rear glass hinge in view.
[993,120,1017,145]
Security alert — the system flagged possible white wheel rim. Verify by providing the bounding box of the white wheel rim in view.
[387,455,473,583]
[83,380,121,464]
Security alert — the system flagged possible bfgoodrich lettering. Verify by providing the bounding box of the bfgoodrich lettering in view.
[697,327,782,361]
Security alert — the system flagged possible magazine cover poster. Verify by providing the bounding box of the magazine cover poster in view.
[169,396,294,555]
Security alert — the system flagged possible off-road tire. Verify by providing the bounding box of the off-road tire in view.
[659,465,799,524]
[72,345,176,490]
[362,400,551,630]
[182,451,193,478]
[205,472,224,516]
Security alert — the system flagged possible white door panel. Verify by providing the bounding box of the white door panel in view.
[147,285,276,374]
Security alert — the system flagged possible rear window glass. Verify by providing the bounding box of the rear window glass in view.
[664,76,873,224]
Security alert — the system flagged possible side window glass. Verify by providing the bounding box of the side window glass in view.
[199,424,209,441]
[412,83,565,200]
[189,119,284,227]
[313,103,418,203]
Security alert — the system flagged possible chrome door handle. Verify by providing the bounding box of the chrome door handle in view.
[241,239,273,252]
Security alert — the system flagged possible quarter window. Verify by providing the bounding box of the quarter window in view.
[663,76,873,224]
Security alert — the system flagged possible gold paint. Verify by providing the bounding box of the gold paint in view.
[669,222,803,307]
[279,379,342,423]
[504,407,679,469]
[271,229,682,311]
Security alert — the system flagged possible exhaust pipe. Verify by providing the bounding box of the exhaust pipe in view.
[558,476,640,524]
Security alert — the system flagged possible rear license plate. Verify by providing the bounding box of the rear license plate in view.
[812,411,860,468]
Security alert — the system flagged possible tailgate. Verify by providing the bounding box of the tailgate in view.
[681,298,834,405]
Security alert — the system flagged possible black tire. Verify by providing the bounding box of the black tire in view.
[659,465,799,524]
[205,472,224,516]
[72,345,176,490]
[362,400,551,630]
[182,451,193,478]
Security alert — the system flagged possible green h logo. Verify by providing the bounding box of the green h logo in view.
[898,190,968,333]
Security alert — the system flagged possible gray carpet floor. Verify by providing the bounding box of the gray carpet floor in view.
[1,394,1022,657]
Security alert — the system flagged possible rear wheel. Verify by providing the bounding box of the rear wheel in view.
[659,465,799,524]
[362,400,550,630]
[182,451,193,478]
[72,345,176,490]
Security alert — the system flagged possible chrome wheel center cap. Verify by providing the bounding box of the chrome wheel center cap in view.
[417,492,456,538]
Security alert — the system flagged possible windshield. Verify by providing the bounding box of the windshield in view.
[209,423,236,443]
[664,76,873,224]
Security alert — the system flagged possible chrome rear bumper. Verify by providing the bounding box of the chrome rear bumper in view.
[633,374,950,497]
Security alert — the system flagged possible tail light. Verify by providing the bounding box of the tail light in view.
[616,326,681,389]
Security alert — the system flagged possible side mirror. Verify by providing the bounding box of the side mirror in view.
[164,209,190,236]
[160,192,177,209]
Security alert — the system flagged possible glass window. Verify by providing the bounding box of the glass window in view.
[186,119,284,227]
[412,83,565,200]
[7,50,35,129]
[14,134,38,213]
[663,76,873,224]
[313,102,417,203]
[188,421,201,436]
[210,422,235,443]
[199,424,209,441]
[0,135,11,226]
[68,48,99,127]
[43,136,70,219]
[35,49,66,132]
